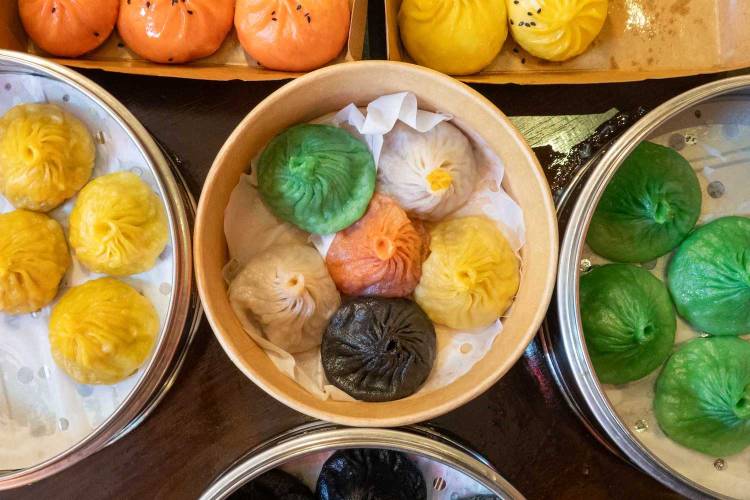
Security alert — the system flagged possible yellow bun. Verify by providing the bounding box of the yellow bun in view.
[49,278,159,385]
[399,0,507,75]
[0,210,70,314]
[415,216,520,330]
[70,172,168,276]
[507,0,608,62]
[0,103,94,212]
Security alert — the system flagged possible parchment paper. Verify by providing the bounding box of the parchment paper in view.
[0,74,175,469]
[583,97,750,499]
[224,92,526,402]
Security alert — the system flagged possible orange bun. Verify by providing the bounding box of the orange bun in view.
[118,0,234,64]
[235,0,350,72]
[326,194,429,298]
[19,0,119,58]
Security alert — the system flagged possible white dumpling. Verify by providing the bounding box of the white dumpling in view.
[224,174,308,266]
[228,244,340,353]
[377,121,479,221]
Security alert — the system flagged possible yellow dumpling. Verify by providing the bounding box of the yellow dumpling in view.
[507,0,608,62]
[0,210,70,314]
[399,0,508,75]
[0,103,95,212]
[415,217,520,330]
[49,278,159,385]
[70,172,168,276]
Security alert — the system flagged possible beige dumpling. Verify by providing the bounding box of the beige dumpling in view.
[49,278,159,385]
[0,210,70,314]
[0,103,95,212]
[69,172,169,276]
[507,0,608,62]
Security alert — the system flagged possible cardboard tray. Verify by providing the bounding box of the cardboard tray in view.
[0,0,367,81]
[386,0,750,84]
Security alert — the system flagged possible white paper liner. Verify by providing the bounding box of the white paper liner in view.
[279,450,497,498]
[0,74,174,469]
[582,97,750,499]
[224,92,526,402]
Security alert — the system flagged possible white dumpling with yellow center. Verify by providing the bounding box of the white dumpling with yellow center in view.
[507,0,608,62]
[0,103,94,212]
[70,171,168,276]
[49,278,159,385]
[0,210,70,314]
[229,244,340,354]
[415,216,520,330]
[377,121,479,221]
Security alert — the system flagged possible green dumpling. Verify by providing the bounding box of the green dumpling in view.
[257,124,376,234]
[668,216,750,336]
[580,264,676,384]
[655,337,750,457]
[587,141,701,263]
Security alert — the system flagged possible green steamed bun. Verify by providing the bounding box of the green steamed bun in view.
[257,124,376,234]
[655,337,750,457]
[668,216,750,336]
[587,141,701,263]
[580,263,676,384]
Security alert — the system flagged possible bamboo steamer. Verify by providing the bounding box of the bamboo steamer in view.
[194,60,557,426]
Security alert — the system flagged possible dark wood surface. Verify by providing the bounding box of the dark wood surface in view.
[7,6,733,499]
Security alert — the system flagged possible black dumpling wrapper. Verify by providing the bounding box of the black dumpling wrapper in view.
[315,449,427,500]
[229,469,313,500]
[321,297,437,402]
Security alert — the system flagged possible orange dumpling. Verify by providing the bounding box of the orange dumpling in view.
[19,0,119,57]
[118,0,234,64]
[235,0,350,72]
[326,194,429,298]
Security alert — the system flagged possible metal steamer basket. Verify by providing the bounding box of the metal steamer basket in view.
[0,51,201,489]
[201,422,524,500]
[541,76,750,499]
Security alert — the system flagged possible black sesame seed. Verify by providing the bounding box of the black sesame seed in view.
[272,10,275,14]
[537,8,541,13]
[127,0,131,4]
[513,47,519,53]
[187,9,193,14]
[527,11,532,16]
[307,16,311,23]
[530,21,536,26]
[297,4,302,9]
[521,58,526,64]
[513,0,518,3]
[51,6,56,13]
[168,57,174,62]
[510,19,514,25]
[93,31,100,37]
[118,42,125,48]
[272,17,277,21]
[146,1,151,7]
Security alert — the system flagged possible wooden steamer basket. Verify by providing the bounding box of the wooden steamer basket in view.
[542,75,750,499]
[195,60,558,427]
[200,422,525,499]
[0,50,201,490]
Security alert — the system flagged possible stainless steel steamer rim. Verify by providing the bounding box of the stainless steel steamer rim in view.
[200,422,524,500]
[551,76,750,499]
[0,50,197,489]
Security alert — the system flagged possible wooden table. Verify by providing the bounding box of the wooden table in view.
[8,6,730,499]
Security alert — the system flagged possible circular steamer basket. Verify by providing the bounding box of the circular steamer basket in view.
[200,422,524,499]
[195,60,558,427]
[0,51,201,489]
[542,75,750,499]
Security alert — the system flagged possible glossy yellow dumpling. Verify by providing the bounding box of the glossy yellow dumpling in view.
[0,210,70,314]
[507,0,608,62]
[49,278,159,385]
[0,103,94,212]
[70,172,168,276]
[415,217,520,330]
[399,0,508,75]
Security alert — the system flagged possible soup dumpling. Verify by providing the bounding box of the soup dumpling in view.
[507,0,609,62]
[0,210,70,314]
[415,216,519,330]
[49,278,159,385]
[235,0,351,72]
[0,103,95,212]
[326,194,429,297]
[69,172,168,276]
[229,244,340,354]
[378,121,478,221]
[19,0,119,57]
[118,0,234,64]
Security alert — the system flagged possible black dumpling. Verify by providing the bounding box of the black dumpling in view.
[315,449,427,500]
[230,469,313,500]
[321,297,437,402]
